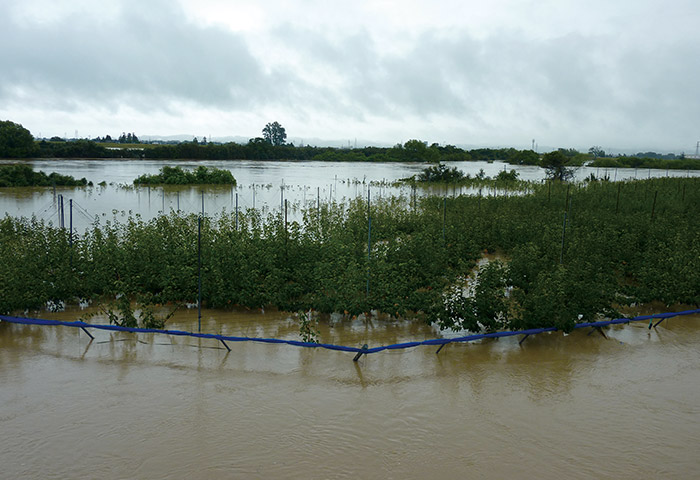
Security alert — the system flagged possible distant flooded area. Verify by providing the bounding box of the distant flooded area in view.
[1,158,697,232]
[1,306,699,479]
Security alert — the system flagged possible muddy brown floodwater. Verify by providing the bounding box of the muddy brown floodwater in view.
[1,307,699,479]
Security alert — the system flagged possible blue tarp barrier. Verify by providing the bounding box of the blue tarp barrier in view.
[1,309,698,356]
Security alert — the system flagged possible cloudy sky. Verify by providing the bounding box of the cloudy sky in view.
[1,0,698,152]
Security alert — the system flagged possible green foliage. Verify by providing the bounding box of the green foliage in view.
[542,150,575,181]
[417,163,465,182]
[1,177,698,336]
[262,121,287,146]
[589,146,606,158]
[433,261,510,332]
[0,164,89,187]
[495,169,519,183]
[81,294,178,329]
[118,132,140,144]
[38,139,113,158]
[510,150,540,165]
[589,156,700,170]
[399,139,440,162]
[298,310,320,343]
[134,166,236,185]
[0,120,37,158]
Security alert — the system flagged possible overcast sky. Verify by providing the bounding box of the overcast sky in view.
[1,0,698,152]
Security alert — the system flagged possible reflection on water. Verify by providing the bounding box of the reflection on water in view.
[1,309,699,479]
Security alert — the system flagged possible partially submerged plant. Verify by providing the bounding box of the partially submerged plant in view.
[81,294,179,329]
[298,309,320,343]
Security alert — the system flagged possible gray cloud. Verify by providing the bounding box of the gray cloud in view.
[0,1,274,110]
[1,0,699,150]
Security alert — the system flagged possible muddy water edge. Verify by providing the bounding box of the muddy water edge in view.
[1,305,699,479]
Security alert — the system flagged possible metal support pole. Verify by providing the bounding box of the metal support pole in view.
[653,317,667,328]
[284,199,288,252]
[442,196,446,245]
[353,344,368,362]
[58,195,64,229]
[219,339,231,352]
[435,342,448,354]
[518,333,529,345]
[69,199,73,267]
[559,212,567,264]
[80,327,95,340]
[596,326,607,339]
[366,188,371,298]
[198,216,202,333]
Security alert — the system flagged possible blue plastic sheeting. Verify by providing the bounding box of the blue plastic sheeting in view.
[1,309,699,356]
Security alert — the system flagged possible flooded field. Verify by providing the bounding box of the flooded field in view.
[1,307,699,479]
[2,159,699,478]
[1,158,697,232]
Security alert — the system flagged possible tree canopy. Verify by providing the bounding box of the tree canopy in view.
[262,121,287,146]
[0,120,37,158]
[541,150,575,181]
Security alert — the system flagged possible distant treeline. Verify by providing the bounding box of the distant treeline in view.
[15,139,700,171]
[28,138,547,164]
[590,156,700,170]
[2,120,699,169]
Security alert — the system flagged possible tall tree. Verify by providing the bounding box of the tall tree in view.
[588,146,605,158]
[542,150,574,181]
[262,121,287,146]
[0,120,37,158]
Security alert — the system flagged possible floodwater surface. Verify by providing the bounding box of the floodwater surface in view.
[1,307,699,479]
[1,158,697,232]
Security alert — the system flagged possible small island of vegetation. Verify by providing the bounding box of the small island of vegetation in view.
[133,166,236,186]
[0,164,90,187]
